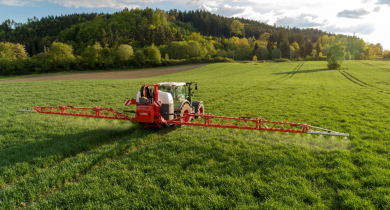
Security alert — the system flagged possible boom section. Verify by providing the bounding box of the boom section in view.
[168,113,310,134]
[34,106,135,121]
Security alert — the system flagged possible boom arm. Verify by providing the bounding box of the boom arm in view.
[19,106,349,136]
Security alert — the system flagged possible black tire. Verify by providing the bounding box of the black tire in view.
[192,101,204,118]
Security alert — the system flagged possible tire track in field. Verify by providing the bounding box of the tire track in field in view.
[1,126,176,210]
[361,62,390,72]
[205,63,304,113]
[339,71,389,94]
[339,71,390,110]
[205,63,303,112]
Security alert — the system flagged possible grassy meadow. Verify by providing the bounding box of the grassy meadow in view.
[1,61,390,209]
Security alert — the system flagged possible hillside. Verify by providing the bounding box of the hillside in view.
[0,8,388,76]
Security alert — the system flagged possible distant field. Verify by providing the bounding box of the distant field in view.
[1,61,389,209]
[0,64,208,82]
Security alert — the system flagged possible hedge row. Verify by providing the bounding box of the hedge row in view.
[0,56,233,76]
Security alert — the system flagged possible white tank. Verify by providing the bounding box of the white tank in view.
[136,90,174,120]
[158,91,174,121]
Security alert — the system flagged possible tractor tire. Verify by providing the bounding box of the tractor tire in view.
[179,103,193,123]
[192,101,204,118]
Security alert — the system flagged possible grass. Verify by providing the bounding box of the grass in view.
[0,61,390,209]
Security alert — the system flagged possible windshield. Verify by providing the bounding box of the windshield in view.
[176,86,185,99]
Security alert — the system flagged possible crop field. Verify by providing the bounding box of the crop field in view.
[1,60,390,209]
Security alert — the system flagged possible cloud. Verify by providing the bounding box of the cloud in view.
[216,4,246,16]
[376,0,390,6]
[337,9,370,18]
[0,0,31,6]
[186,0,221,7]
[0,0,143,9]
[199,4,247,16]
[324,23,375,35]
[361,0,371,2]
[373,6,381,12]
[275,13,325,28]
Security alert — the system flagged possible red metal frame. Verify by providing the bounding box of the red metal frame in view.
[168,113,311,134]
[35,106,135,121]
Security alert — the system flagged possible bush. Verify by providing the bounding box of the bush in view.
[275,58,290,62]
[304,56,326,61]
[327,44,346,69]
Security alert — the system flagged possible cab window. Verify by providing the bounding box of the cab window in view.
[176,86,185,99]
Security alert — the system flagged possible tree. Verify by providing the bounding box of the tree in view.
[272,48,282,60]
[327,44,346,69]
[48,42,75,70]
[383,50,390,59]
[230,20,245,37]
[279,41,291,58]
[134,50,146,66]
[81,42,102,68]
[116,44,133,61]
[187,40,203,58]
[252,55,257,61]
[166,41,190,59]
[311,49,317,58]
[254,46,269,60]
[49,42,75,61]
[148,43,161,65]
[0,42,28,60]
[164,53,169,61]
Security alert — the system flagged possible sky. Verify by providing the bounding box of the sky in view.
[0,0,389,50]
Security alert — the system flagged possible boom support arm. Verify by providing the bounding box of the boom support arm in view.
[33,106,135,121]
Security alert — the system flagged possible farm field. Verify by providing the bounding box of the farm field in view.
[1,60,390,209]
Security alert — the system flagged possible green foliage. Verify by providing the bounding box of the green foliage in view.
[345,51,352,60]
[134,49,146,66]
[49,42,75,61]
[81,42,102,69]
[0,8,383,75]
[166,41,190,59]
[279,41,291,58]
[148,43,162,65]
[116,44,133,61]
[383,50,390,59]
[275,58,290,62]
[272,48,282,60]
[252,55,257,61]
[253,46,269,60]
[0,42,28,60]
[327,44,346,69]
[230,19,245,36]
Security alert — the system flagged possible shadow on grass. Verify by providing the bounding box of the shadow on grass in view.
[273,68,331,75]
[0,123,178,184]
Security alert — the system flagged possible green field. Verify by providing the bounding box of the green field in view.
[1,61,390,209]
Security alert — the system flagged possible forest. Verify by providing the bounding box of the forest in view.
[0,8,388,76]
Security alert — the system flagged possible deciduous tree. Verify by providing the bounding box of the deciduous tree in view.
[148,43,161,65]
[327,44,345,69]
[116,44,133,61]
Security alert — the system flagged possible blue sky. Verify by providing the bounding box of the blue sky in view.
[1,0,389,50]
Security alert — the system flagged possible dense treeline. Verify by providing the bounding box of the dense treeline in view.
[0,8,385,76]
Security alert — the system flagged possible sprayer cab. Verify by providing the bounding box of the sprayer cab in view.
[158,82,198,104]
